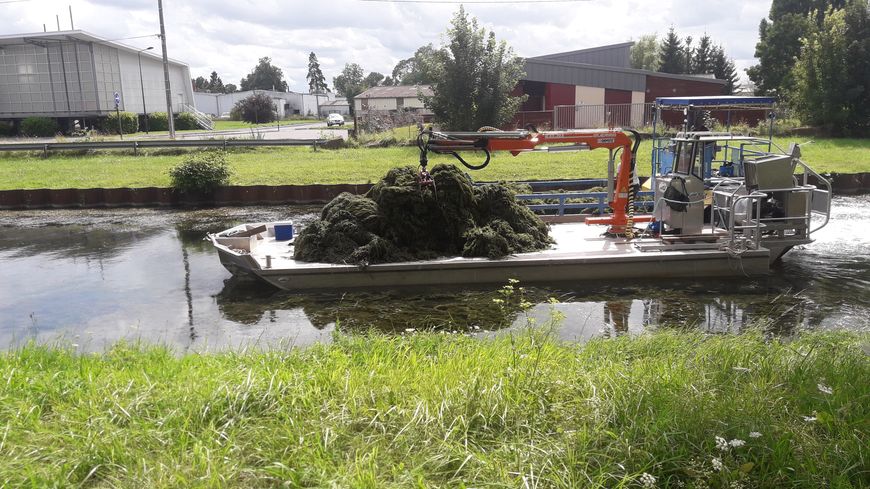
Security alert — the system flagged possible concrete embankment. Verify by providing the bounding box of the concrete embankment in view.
[0,173,867,209]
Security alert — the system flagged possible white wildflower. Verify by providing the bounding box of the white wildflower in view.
[638,472,656,488]
[715,436,730,451]
[749,431,762,438]
[404,328,415,333]
[802,415,817,422]
[729,439,746,448]
[817,383,833,395]
[712,457,724,471]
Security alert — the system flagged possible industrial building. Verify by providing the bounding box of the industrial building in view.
[353,85,433,114]
[515,42,727,128]
[0,30,194,128]
[194,90,337,119]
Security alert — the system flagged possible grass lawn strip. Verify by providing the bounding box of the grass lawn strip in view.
[0,329,867,487]
[0,137,867,190]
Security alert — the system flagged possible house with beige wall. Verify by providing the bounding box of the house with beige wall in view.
[353,85,433,114]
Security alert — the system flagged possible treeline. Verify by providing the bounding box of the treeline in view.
[748,0,868,136]
[629,30,740,94]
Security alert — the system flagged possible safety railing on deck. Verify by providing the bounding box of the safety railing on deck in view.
[517,190,655,216]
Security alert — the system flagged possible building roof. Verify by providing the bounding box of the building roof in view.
[525,57,726,86]
[529,42,635,61]
[655,96,776,108]
[0,30,188,66]
[355,85,433,99]
[321,99,350,106]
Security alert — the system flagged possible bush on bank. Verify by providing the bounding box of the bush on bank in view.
[0,329,866,487]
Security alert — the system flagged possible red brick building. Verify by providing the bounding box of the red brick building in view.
[512,43,726,129]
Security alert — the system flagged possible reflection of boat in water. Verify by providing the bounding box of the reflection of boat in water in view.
[210,99,831,291]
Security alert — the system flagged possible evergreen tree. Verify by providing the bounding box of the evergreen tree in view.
[658,27,686,74]
[425,7,526,130]
[240,57,289,92]
[306,52,329,94]
[630,34,660,71]
[711,45,740,94]
[208,71,224,93]
[692,35,714,74]
[684,35,694,74]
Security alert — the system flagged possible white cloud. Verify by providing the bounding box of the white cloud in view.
[0,0,771,91]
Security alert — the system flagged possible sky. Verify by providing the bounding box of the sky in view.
[0,0,771,92]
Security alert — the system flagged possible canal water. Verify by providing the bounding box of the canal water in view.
[1,197,868,352]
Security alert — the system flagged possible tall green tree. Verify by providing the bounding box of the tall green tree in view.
[711,45,740,94]
[425,7,526,130]
[192,76,209,92]
[692,35,714,74]
[364,72,385,88]
[333,63,366,115]
[306,52,329,94]
[683,35,694,74]
[391,44,445,85]
[658,27,686,74]
[208,71,224,93]
[240,57,289,92]
[747,0,847,95]
[629,34,660,71]
[790,2,869,135]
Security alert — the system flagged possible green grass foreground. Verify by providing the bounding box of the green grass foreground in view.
[0,137,867,190]
[1,330,867,487]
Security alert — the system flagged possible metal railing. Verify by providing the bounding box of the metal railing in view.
[517,190,655,215]
[0,138,325,155]
[553,103,655,130]
[181,103,215,130]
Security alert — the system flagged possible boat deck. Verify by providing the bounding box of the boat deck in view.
[212,222,771,291]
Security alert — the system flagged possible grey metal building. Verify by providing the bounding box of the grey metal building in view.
[0,30,194,125]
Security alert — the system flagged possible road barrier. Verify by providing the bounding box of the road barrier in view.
[0,138,326,155]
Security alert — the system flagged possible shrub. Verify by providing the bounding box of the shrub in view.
[230,93,277,124]
[105,111,139,134]
[147,112,169,132]
[20,117,58,137]
[169,150,232,194]
[174,112,202,131]
[0,121,17,137]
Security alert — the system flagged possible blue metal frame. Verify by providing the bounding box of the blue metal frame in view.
[516,191,655,216]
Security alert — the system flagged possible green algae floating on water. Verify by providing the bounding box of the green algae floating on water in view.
[293,164,552,264]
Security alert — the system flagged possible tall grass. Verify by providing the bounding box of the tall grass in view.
[0,327,866,487]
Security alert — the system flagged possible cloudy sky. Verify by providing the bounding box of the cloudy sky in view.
[1,0,771,92]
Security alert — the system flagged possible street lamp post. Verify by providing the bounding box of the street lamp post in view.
[137,46,154,134]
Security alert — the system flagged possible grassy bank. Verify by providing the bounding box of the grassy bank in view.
[0,137,867,190]
[1,329,867,487]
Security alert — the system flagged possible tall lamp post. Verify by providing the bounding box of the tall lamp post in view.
[137,46,154,133]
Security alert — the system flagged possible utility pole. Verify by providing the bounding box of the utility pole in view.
[157,0,175,138]
[137,46,154,133]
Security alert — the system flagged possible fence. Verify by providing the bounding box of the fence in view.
[0,138,324,155]
[553,103,656,130]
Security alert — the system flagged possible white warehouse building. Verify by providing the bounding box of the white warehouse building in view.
[0,30,194,127]
[194,90,336,119]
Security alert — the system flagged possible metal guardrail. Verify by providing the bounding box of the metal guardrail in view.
[0,138,326,154]
[517,190,655,215]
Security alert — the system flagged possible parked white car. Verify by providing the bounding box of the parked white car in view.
[326,113,345,127]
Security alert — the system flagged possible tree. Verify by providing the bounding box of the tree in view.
[230,92,277,123]
[240,57,289,92]
[630,34,659,71]
[208,71,224,93]
[192,76,209,92]
[333,63,366,115]
[364,72,385,88]
[425,7,526,130]
[692,35,714,74]
[224,83,238,93]
[790,2,869,135]
[306,52,329,94]
[382,76,395,86]
[683,35,694,74]
[747,0,847,95]
[658,27,686,74]
[391,44,445,85]
[711,45,740,94]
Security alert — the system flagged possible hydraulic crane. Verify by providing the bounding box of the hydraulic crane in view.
[417,127,654,237]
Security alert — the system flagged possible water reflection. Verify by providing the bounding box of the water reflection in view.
[0,197,867,352]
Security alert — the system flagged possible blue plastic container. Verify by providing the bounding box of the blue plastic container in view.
[274,222,294,241]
